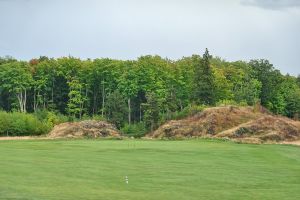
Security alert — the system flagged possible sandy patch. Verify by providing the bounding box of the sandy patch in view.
[281,141,300,146]
[0,136,47,141]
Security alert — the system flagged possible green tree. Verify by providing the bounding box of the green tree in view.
[279,75,300,116]
[105,90,127,128]
[117,61,138,125]
[285,88,300,119]
[0,62,32,112]
[0,53,299,125]
[143,92,160,132]
[234,76,262,105]
[135,56,170,122]
[193,49,215,105]
[176,56,196,107]
[213,67,234,102]
[67,78,84,118]
[31,59,58,111]
[93,59,122,117]
[250,59,283,112]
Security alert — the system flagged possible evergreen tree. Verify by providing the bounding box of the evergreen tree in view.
[193,48,215,105]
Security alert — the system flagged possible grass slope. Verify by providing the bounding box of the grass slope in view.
[0,139,300,200]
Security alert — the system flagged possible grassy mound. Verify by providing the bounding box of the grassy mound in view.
[150,106,300,142]
[48,120,120,138]
[217,115,300,142]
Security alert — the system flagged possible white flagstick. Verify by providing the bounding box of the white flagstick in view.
[125,176,129,184]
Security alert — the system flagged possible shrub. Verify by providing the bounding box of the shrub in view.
[216,99,248,107]
[34,109,68,131]
[0,111,10,136]
[91,115,106,121]
[0,111,51,136]
[188,105,205,116]
[120,122,147,138]
[34,109,68,126]
[172,105,205,120]
[81,114,106,121]
[159,105,205,127]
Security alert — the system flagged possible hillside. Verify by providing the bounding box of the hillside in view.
[150,106,300,143]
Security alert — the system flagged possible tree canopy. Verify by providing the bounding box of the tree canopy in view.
[0,50,299,132]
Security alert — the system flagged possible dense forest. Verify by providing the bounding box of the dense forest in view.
[0,49,300,136]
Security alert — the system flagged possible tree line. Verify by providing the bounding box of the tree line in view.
[0,49,300,134]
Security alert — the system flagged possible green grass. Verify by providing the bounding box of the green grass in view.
[0,139,300,200]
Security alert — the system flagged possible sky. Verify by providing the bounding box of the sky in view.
[0,0,299,75]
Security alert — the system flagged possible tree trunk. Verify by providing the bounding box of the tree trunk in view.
[33,90,40,112]
[52,77,54,103]
[139,104,142,122]
[23,89,27,113]
[43,93,46,109]
[93,87,97,115]
[16,89,27,113]
[179,99,183,111]
[128,98,131,125]
[101,81,105,117]
[150,120,154,132]
[16,93,23,112]
[33,88,36,112]
[79,87,82,119]
[85,85,88,112]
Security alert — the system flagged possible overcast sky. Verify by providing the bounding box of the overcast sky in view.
[0,0,299,75]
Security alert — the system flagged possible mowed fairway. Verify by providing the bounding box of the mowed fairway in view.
[0,139,300,200]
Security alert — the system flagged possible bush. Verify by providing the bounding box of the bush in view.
[159,105,205,127]
[170,105,205,120]
[0,111,50,136]
[188,105,205,116]
[217,99,248,107]
[0,111,10,136]
[120,122,147,138]
[81,114,106,121]
[34,109,68,127]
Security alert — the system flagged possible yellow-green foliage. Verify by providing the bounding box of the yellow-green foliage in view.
[0,111,50,136]
[161,104,205,122]
[0,110,68,136]
[216,99,248,107]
